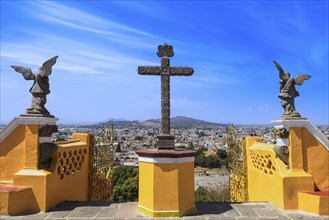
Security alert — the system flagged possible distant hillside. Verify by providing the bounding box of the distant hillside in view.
[100,116,225,129]
[170,116,225,128]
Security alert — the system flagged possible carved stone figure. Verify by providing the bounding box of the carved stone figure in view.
[38,125,58,169]
[273,145,289,166]
[11,56,58,117]
[39,142,58,169]
[271,127,289,139]
[39,125,58,137]
[273,61,311,118]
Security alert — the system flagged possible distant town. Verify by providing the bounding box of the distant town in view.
[1,116,328,189]
[1,117,328,152]
[2,116,328,164]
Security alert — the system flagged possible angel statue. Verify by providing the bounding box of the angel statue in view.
[273,60,311,118]
[11,56,58,117]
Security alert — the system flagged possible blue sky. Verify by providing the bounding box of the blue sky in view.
[1,1,328,125]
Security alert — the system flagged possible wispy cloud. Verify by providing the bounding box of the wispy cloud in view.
[27,1,157,38]
[1,32,159,77]
[108,1,173,22]
[1,1,327,124]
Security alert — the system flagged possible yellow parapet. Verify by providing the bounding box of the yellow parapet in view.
[298,191,329,215]
[0,185,38,215]
[247,142,287,209]
[46,133,91,210]
[13,133,91,211]
[0,117,93,215]
[246,119,329,216]
[24,124,39,169]
[137,149,196,217]
[0,124,26,184]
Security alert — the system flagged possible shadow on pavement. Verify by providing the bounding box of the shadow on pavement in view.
[188,202,233,216]
[47,201,117,211]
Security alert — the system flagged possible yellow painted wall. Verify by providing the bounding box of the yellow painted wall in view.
[139,162,154,210]
[178,162,195,210]
[246,123,329,213]
[14,169,50,211]
[138,159,195,215]
[301,128,329,191]
[153,163,179,210]
[0,125,26,183]
[24,125,39,169]
[1,117,92,214]
[246,139,315,210]
[0,187,38,215]
[281,171,313,209]
[246,143,285,209]
[9,132,91,212]
[13,136,90,212]
[46,135,90,210]
[298,192,329,215]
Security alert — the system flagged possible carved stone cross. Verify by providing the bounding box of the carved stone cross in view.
[138,43,194,149]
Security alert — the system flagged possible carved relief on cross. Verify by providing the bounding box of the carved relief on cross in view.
[138,43,194,149]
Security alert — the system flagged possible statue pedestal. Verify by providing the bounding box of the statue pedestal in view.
[271,119,329,171]
[136,149,196,217]
[0,116,92,215]
[20,113,55,118]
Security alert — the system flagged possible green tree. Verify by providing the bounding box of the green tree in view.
[196,146,207,154]
[195,185,230,202]
[195,187,208,201]
[220,158,228,168]
[205,155,220,168]
[216,149,228,160]
[112,175,138,202]
[187,142,194,150]
[195,152,207,167]
[111,165,138,187]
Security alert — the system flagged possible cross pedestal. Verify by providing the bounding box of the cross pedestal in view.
[136,149,196,217]
[137,44,196,217]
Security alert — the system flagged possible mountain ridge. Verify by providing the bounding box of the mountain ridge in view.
[103,116,226,129]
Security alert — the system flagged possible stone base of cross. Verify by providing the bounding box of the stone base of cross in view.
[138,43,194,150]
[156,134,175,149]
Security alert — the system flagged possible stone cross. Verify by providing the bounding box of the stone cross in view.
[138,43,194,149]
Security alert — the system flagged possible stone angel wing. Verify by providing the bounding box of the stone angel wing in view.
[10,65,34,80]
[295,74,311,86]
[38,55,59,77]
[273,60,286,80]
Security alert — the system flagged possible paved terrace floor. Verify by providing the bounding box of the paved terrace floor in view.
[1,202,327,220]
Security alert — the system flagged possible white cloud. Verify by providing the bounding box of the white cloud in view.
[28,1,157,38]
[1,33,159,77]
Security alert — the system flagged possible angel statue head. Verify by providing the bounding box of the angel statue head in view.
[273,60,311,119]
[11,56,58,117]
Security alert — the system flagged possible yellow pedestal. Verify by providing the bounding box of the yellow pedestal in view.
[137,149,196,217]
[246,119,329,216]
[0,117,92,215]
[298,191,329,215]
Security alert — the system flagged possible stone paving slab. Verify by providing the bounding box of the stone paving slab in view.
[0,201,327,220]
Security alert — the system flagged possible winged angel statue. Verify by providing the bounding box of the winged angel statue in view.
[273,60,311,118]
[11,56,58,117]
